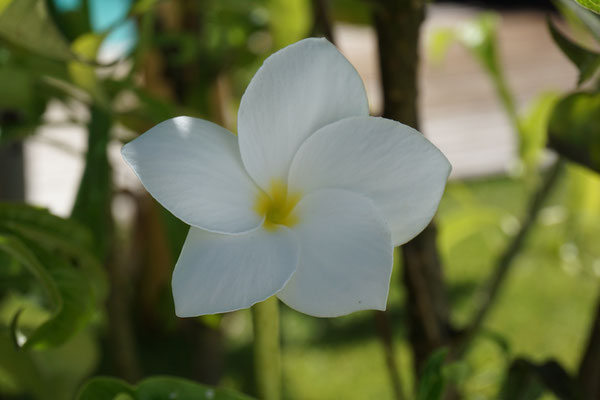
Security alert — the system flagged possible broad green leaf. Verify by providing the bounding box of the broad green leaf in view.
[0,204,103,349]
[555,0,600,42]
[548,91,600,173]
[517,92,561,170]
[68,32,108,102]
[78,376,255,400]
[574,0,600,15]
[22,262,95,349]
[417,348,448,400]
[0,203,107,302]
[548,18,600,84]
[0,0,75,61]
[0,203,93,251]
[5,246,97,350]
[0,234,61,309]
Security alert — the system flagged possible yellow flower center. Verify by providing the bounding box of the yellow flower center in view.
[254,180,301,230]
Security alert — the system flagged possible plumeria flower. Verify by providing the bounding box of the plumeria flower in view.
[122,38,451,318]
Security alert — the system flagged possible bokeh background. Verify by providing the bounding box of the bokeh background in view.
[1,0,599,399]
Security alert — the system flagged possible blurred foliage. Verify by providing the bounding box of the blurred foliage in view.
[0,0,599,399]
[77,376,254,400]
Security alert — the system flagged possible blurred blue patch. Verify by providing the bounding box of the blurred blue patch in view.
[53,0,137,59]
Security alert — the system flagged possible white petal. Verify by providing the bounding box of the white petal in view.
[238,38,369,190]
[288,116,451,246]
[277,189,393,317]
[122,116,264,234]
[173,226,299,316]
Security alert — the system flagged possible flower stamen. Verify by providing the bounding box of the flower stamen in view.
[254,180,301,230]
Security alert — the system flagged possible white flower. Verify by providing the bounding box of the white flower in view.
[122,38,451,318]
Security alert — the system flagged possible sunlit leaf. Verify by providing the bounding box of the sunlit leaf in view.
[78,376,255,400]
[427,28,456,65]
[555,0,600,41]
[517,92,560,169]
[267,0,310,48]
[548,91,600,173]
[0,0,75,61]
[458,13,518,126]
[68,32,108,104]
[573,0,600,15]
[548,18,600,84]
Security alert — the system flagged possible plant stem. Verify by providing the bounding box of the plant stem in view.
[252,296,281,400]
[452,160,564,358]
[375,311,406,400]
[373,0,453,376]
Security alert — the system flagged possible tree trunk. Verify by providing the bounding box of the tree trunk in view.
[373,0,452,375]
[578,294,600,399]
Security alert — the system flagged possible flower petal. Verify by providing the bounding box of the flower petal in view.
[288,116,451,246]
[238,38,369,190]
[122,116,264,234]
[277,189,393,317]
[173,226,299,317]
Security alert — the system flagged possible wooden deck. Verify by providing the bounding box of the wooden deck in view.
[336,5,576,178]
[25,4,578,215]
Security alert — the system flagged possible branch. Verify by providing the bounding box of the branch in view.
[452,160,564,358]
[310,0,336,43]
[374,311,407,400]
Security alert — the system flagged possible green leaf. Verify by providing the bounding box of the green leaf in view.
[0,234,61,309]
[555,0,600,42]
[0,331,52,400]
[0,202,107,302]
[77,377,135,400]
[22,262,96,349]
[574,0,600,15]
[0,203,93,251]
[548,91,600,173]
[78,376,255,400]
[548,18,600,84]
[68,32,108,102]
[458,13,518,127]
[0,0,75,61]
[0,204,104,349]
[517,92,561,170]
[427,28,456,65]
[417,348,448,400]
